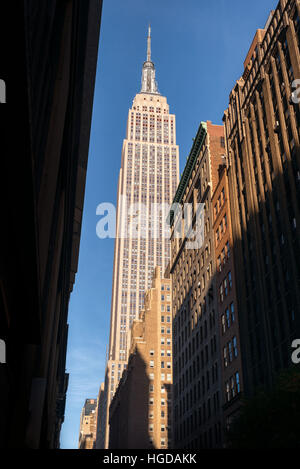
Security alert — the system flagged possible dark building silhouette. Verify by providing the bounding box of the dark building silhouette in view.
[0,0,102,448]
[223,0,300,400]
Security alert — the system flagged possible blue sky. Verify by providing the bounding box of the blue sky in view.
[60,0,277,449]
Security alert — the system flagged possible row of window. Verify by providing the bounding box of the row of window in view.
[221,303,235,333]
[150,349,172,357]
[217,241,230,271]
[148,373,172,382]
[225,372,240,402]
[223,336,238,367]
[219,272,232,302]
[214,188,225,219]
[149,360,172,369]
[215,213,228,246]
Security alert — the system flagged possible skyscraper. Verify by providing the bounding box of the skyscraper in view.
[102,26,179,448]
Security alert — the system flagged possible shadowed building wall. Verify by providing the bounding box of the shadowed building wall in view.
[109,267,173,449]
[0,0,102,448]
[223,0,300,399]
[170,121,225,449]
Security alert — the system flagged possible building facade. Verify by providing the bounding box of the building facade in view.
[102,27,179,447]
[109,267,173,449]
[0,0,102,448]
[211,165,243,431]
[95,382,105,449]
[170,121,226,449]
[223,0,300,398]
[78,399,98,449]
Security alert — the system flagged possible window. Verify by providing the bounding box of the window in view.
[150,360,154,368]
[226,308,230,328]
[221,315,226,334]
[161,361,165,368]
[228,271,232,289]
[230,303,235,323]
[225,381,230,402]
[161,315,165,323]
[233,336,238,357]
[150,350,154,356]
[235,372,240,393]
[223,346,228,368]
[161,398,166,406]
[149,398,154,405]
[231,376,236,398]
[167,373,172,381]
[167,362,171,369]
[161,350,165,357]
[149,424,154,432]
[220,284,224,303]
[161,373,165,380]
[149,373,154,380]
[224,278,228,296]
[167,338,171,345]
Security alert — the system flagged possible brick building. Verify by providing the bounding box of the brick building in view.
[170,121,226,449]
[109,267,173,449]
[78,399,98,449]
[211,165,243,431]
[223,0,300,397]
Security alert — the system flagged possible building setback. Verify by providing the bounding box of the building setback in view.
[223,0,300,398]
[170,121,226,449]
[109,267,173,449]
[211,165,243,431]
[0,0,102,448]
[78,399,98,449]
[102,26,179,447]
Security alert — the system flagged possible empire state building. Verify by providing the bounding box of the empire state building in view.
[102,26,179,447]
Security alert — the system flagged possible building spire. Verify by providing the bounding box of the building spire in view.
[147,24,151,62]
[140,25,159,95]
